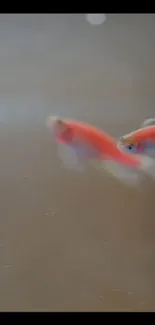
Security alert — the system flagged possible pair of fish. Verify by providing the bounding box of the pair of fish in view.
[47,116,155,185]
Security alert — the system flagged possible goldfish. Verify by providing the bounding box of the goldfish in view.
[118,121,155,155]
[47,116,155,184]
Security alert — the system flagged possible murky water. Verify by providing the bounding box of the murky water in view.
[0,14,155,311]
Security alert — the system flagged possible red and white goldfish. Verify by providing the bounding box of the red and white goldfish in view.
[118,120,155,180]
[118,118,155,154]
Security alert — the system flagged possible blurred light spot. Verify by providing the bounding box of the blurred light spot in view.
[86,14,107,26]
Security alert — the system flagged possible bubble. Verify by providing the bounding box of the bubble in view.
[86,14,107,26]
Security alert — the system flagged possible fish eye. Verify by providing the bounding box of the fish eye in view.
[127,144,133,150]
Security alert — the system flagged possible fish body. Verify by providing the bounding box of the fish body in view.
[47,116,145,169]
[117,124,155,181]
[118,118,155,155]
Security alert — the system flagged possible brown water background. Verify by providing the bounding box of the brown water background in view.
[0,14,155,311]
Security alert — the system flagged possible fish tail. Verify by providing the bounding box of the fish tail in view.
[118,149,155,179]
[92,158,142,187]
[114,149,142,168]
[91,149,155,184]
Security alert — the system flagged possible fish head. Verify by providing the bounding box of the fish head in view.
[118,134,144,153]
[118,133,135,148]
[47,116,73,143]
[47,116,69,138]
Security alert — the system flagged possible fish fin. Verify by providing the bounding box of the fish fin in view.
[139,155,155,179]
[92,159,142,186]
[57,143,85,172]
[140,118,155,128]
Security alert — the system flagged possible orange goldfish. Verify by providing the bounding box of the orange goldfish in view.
[47,116,155,183]
[118,123,155,155]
